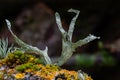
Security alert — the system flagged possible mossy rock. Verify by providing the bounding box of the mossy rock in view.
[0,50,92,80]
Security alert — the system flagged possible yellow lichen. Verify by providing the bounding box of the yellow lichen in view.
[25,69,32,73]
[8,69,15,74]
[15,73,25,79]
[84,73,93,80]
[0,72,4,79]
[34,64,59,80]
[30,57,34,61]
[59,69,78,80]
[0,51,93,80]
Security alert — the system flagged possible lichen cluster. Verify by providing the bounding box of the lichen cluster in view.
[0,50,92,80]
[0,8,99,80]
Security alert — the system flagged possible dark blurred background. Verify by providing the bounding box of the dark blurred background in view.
[0,0,120,80]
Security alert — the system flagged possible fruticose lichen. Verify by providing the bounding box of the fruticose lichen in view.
[0,38,13,59]
[0,9,99,80]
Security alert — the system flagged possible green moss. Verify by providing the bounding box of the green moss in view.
[15,63,40,72]
[0,50,43,67]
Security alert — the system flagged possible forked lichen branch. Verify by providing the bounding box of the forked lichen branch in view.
[5,19,52,64]
[55,9,100,66]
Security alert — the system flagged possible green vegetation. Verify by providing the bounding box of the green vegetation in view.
[15,62,41,72]
[0,50,43,67]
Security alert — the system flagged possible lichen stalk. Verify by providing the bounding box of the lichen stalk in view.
[5,19,52,64]
[55,9,99,66]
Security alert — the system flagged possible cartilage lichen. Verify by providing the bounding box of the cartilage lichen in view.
[55,9,99,66]
[5,9,99,66]
[2,8,99,80]
[0,38,12,59]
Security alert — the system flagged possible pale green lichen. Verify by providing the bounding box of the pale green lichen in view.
[0,38,13,59]
[5,19,52,64]
[3,8,97,80]
[55,9,100,66]
[5,9,99,66]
